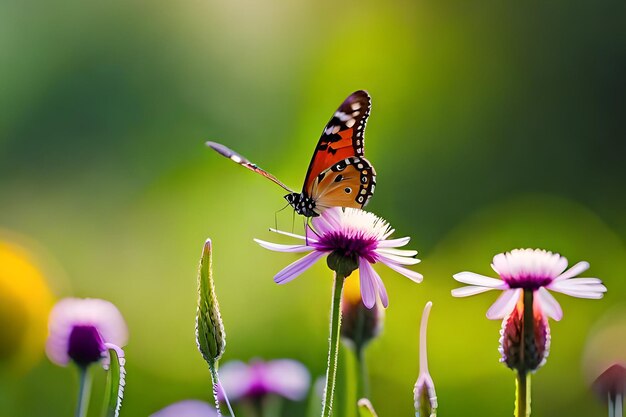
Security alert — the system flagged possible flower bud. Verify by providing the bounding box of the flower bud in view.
[499,291,550,373]
[340,272,383,350]
[195,239,226,368]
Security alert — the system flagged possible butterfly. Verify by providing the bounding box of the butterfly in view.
[206,90,376,217]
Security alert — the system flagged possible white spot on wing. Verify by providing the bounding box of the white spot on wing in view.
[346,118,356,128]
[230,155,242,163]
[351,102,361,110]
[335,111,351,122]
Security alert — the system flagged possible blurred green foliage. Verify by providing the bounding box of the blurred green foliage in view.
[1,0,625,416]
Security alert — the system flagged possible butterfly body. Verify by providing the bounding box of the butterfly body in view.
[207,90,376,217]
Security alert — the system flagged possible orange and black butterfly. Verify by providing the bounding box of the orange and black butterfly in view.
[206,90,376,217]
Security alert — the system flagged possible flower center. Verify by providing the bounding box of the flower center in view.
[502,274,554,290]
[68,325,105,366]
[314,231,378,263]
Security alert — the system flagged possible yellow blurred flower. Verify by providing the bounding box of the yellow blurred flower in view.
[0,240,55,372]
[341,271,384,350]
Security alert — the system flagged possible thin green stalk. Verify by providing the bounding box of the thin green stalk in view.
[515,371,531,417]
[356,347,369,399]
[262,395,282,417]
[321,273,346,417]
[210,365,236,417]
[515,289,534,417]
[75,366,92,417]
[343,345,357,417]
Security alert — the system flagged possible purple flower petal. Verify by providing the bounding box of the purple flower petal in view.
[376,247,418,257]
[453,272,506,288]
[549,278,607,294]
[486,289,521,320]
[269,228,317,242]
[451,285,501,297]
[149,400,218,417]
[218,360,253,401]
[264,359,311,401]
[254,239,312,253]
[381,260,423,283]
[273,251,326,284]
[359,258,378,309]
[361,259,388,308]
[553,261,589,282]
[376,252,421,266]
[548,278,606,299]
[377,237,411,248]
[312,207,342,233]
[536,288,563,321]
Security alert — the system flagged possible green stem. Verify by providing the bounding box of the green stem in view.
[356,347,369,399]
[515,371,531,417]
[75,366,92,417]
[262,395,282,417]
[515,289,534,417]
[321,272,346,417]
[210,365,236,417]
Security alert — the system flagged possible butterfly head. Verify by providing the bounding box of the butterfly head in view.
[285,193,319,218]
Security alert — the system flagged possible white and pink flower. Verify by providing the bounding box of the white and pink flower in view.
[255,207,423,309]
[452,248,607,320]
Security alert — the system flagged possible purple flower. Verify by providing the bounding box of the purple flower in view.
[452,249,606,320]
[255,207,422,309]
[218,359,311,402]
[46,298,128,368]
[150,400,218,417]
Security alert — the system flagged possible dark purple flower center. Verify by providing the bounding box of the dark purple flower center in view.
[68,325,105,367]
[502,274,554,290]
[314,231,378,263]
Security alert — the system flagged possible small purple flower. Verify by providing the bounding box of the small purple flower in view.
[150,400,218,417]
[452,248,607,320]
[46,298,128,368]
[255,207,422,309]
[218,359,311,402]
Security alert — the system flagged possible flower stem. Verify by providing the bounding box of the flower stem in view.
[321,272,346,417]
[210,365,236,417]
[515,371,531,417]
[75,366,92,417]
[356,346,370,399]
[515,289,534,417]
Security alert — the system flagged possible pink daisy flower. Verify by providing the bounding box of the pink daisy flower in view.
[255,207,422,309]
[46,297,128,368]
[452,248,607,321]
[46,297,128,417]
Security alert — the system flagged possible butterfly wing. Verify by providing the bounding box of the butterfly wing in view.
[302,91,372,196]
[206,141,294,193]
[310,156,376,212]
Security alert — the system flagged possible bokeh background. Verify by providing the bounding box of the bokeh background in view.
[1,0,626,416]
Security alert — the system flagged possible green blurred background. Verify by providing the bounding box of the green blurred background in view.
[1,0,626,416]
